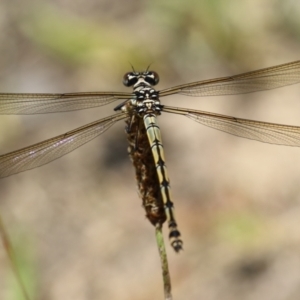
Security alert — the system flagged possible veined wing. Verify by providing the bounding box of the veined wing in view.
[163,105,300,146]
[0,92,132,114]
[0,113,126,178]
[160,60,300,97]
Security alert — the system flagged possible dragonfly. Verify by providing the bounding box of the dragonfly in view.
[0,60,300,252]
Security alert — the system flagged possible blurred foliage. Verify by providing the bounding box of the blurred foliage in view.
[215,211,265,247]
[1,0,300,300]
[3,225,36,300]
[20,4,148,69]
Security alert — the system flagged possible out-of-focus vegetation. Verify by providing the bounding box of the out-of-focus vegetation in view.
[1,1,300,299]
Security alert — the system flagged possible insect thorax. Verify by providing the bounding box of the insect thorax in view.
[120,85,163,117]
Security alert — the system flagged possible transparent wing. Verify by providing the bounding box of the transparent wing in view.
[0,92,131,114]
[160,60,300,97]
[163,106,300,146]
[0,113,126,178]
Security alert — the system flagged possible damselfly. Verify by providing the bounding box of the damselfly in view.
[0,60,300,251]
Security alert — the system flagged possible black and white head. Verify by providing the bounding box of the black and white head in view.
[123,70,159,89]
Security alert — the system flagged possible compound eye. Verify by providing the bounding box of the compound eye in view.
[123,72,138,87]
[145,71,159,86]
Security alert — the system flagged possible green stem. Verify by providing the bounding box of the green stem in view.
[0,214,31,300]
[155,224,173,300]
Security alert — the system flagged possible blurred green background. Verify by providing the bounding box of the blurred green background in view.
[1,0,300,299]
